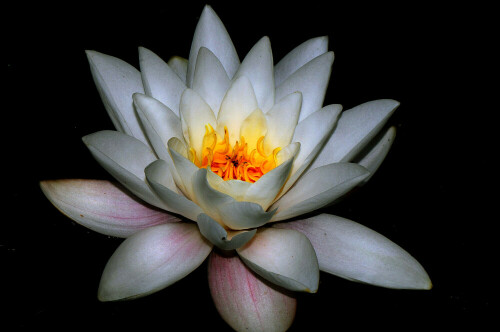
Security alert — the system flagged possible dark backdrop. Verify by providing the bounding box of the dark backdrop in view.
[3,1,491,330]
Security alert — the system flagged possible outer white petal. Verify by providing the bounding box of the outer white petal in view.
[270,163,370,221]
[187,5,240,87]
[274,214,432,290]
[40,179,179,238]
[82,130,164,209]
[274,36,329,86]
[216,76,259,145]
[197,214,256,250]
[98,222,212,301]
[233,36,275,111]
[192,47,231,117]
[179,88,217,161]
[237,228,319,293]
[145,160,204,221]
[192,168,275,230]
[275,51,334,122]
[263,92,302,155]
[208,251,297,332]
[309,99,399,170]
[355,126,397,184]
[167,56,188,84]
[86,51,148,145]
[139,47,187,116]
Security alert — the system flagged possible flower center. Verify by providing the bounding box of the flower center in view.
[189,124,281,183]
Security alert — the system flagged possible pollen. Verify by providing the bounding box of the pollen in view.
[190,124,280,183]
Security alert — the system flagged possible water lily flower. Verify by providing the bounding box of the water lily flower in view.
[40,5,431,331]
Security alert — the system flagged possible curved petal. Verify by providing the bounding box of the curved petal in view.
[179,88,217,160]
[40,179,179,238]
[98,222,212,301]
[197,214,256,250]
[139,47,187,116]
[275,51,334,122]
[355,126,397,184]
[82,130,164,209]
[187,5,240,87]
[133,93,183,162]
[233,36,275,111]
[192,168,275,230]
[243,151,295,210]
[263,92,302,155]
[145,160,204,221]
[167,138,199,200]
[274,214,432,290]
[273,104,342,202]
[216,76,259,145]
[270,163,370,221]
[237,228,319,293]
[309,99,399,170]
[206,169,251,201]
[274,36,329,86]
[208,251,296,331]
[86,50,148,145]
[167,56,188,84]
[192,47,231,117]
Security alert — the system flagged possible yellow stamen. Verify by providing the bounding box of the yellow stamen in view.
[191,125,280,183]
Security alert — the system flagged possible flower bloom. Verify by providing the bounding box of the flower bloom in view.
[40,5,431,331]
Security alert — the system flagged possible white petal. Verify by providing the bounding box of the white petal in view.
[243,151,295,210]
[216,76,259,145]
[192,168,274,230]
[274,36,329,86]
[40,179,179,238]
[145,160,204,221]
[197,214,256,250]
[208,251,296,332]
[192,47,230,117]
[271,163,370,221]
[82,130,163,209]
[273,105,342,203]
[237,228,319,292]
[167,56,188,84]
[133,93,183,162]
[356,126,397,184]
[98,223,212,301]
[274,214,432,290]
[86,51,148,145]
[263,92,302,155]
[206,169,251,201]
[179,88,217,161]
[233,36,275,111]
[187,5,240,87]
[139,47,187,116]
[167,138,199,200]
[275,51,334,122]
[309,99,399,170]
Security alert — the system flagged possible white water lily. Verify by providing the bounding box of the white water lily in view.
[40,5,431,331]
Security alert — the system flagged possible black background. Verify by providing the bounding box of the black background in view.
[3,1,492,330]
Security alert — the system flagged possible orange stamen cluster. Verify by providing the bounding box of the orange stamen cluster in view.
[190,124,280,183]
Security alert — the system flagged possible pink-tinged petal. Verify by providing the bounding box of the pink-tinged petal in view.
[208,251,296,332]
[274,214,432,290]
[98,222,212,301]
[40,179,179,238]
[237,228,319,293]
